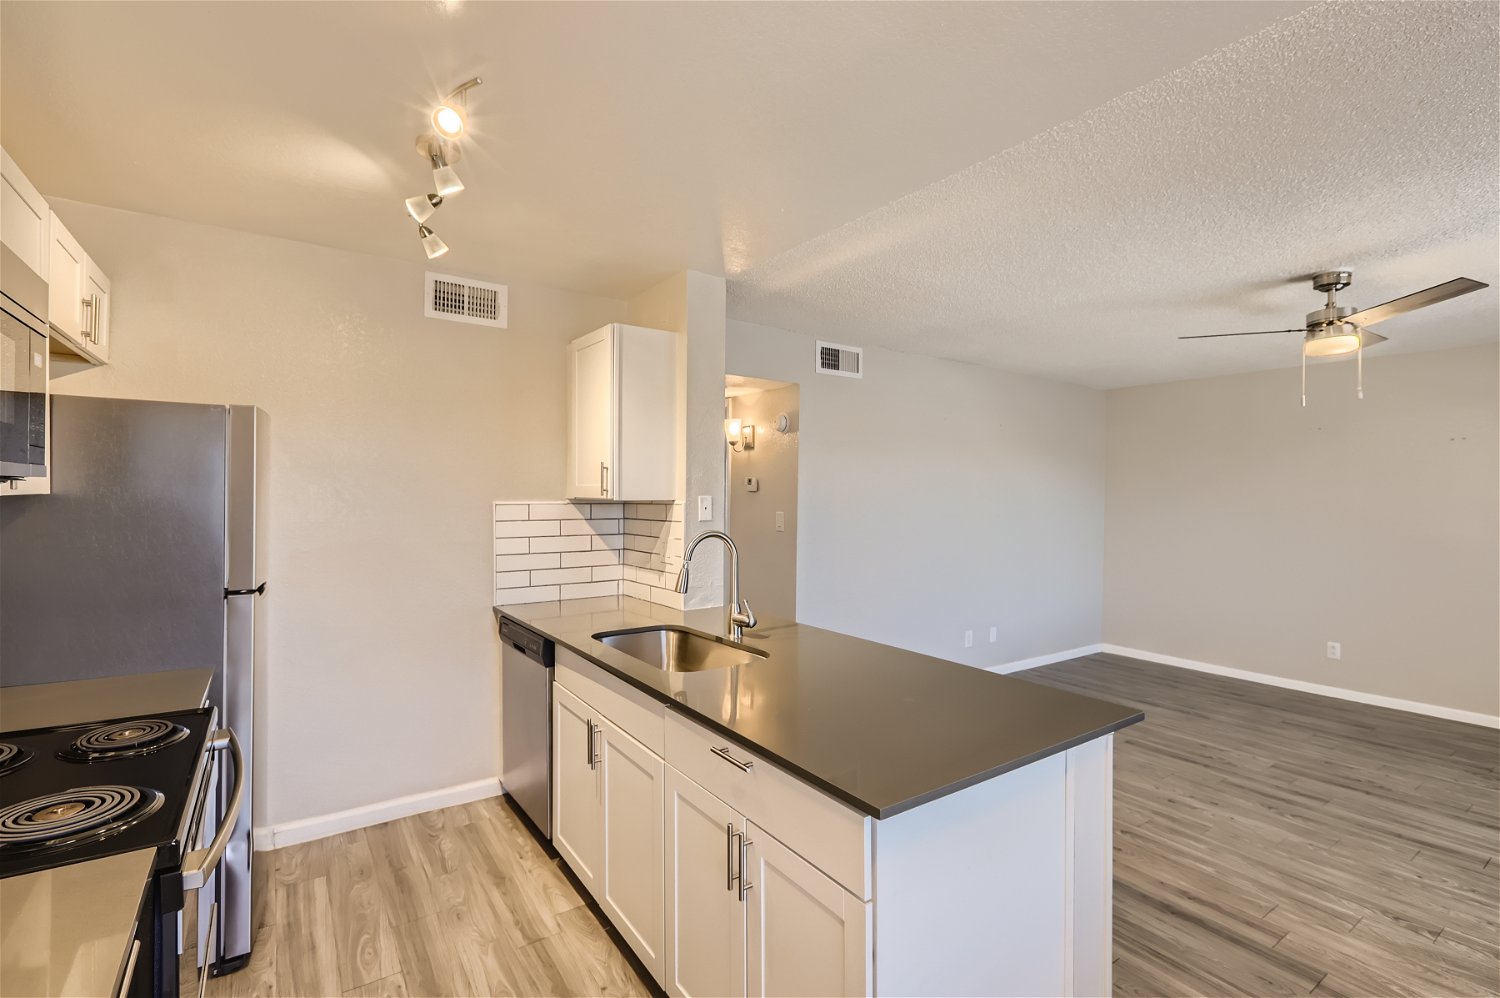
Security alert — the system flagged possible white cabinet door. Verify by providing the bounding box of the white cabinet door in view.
[566,325,615,500]
[47,212,87,348]
[665,767,746,998]
[83,258,110,363]
[599,716,665,982]
[552,685,604,898]
[745,823,869,998]
[1,147,49,281]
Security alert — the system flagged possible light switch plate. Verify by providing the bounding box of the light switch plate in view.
[775,511,785,532]
[696,496,712,522]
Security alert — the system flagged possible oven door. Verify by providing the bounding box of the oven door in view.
[175,728,245,998]
[0,300,47,480]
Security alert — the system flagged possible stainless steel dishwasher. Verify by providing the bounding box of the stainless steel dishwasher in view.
[499,616,555,839]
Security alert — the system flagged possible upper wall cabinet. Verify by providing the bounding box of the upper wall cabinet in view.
[566,323,677,501]
[47,211,110,364]
[1,148,50,285]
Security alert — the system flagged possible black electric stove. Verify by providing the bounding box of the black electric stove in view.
[0,708,215,879]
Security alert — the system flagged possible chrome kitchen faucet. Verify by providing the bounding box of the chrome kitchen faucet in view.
[675,530,758,642]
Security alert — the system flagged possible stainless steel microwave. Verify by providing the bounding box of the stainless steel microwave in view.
[1,242,49,480]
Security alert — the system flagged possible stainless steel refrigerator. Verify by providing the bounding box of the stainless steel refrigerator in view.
[0,394,265,976]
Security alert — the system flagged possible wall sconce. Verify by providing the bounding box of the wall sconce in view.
[725,418,755,452]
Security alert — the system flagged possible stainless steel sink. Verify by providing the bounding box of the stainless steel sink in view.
[594,626,768,672]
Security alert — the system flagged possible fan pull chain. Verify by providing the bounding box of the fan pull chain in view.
[1356,330,1364,399]
[1301,349,1307,407]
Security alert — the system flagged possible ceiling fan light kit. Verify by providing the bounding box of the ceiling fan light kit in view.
[1180,270,1489,406]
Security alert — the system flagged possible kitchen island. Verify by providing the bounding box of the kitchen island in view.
[495,596,1142,997]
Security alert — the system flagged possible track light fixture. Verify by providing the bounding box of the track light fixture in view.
[404,76,481,259]
[404,193,443,224]
[418,224,448,260]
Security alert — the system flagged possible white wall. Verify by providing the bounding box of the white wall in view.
[727,384,799,621]
[1104,343,1500,720]
[44,199,624,832]
[727,319,1107,668]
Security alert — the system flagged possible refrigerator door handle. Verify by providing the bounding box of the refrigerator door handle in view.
[223,583,266,598]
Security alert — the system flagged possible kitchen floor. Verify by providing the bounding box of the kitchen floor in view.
[217,654,1498,998]
[192,797,649,997]
[1021,653,1500,998]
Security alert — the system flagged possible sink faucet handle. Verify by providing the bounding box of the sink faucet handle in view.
[733,598,757,632]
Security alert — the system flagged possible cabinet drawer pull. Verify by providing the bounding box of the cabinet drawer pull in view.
[710,745,753,772]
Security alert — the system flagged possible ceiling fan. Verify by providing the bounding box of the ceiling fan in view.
[1180,270,1490,404]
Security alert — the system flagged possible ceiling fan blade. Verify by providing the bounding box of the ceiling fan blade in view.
[1344,277,1490,326]
[1178,329,1303,340]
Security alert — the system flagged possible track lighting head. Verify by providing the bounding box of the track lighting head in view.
[431,157,464,197]
[431,77,482,140]
[418,224,448,260]
[404,193,443,224]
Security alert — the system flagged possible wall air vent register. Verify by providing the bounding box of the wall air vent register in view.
[424,271,508,328]
[816,340,863,378]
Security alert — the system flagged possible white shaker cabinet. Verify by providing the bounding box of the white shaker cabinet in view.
[83,258,111,363]
[664,767,748,998]
[565,323,677,501]
[46,211,110,363]
[1,147,50,282]
[552,682,666,982]
[745,824,868,998]
[553,684,605,896]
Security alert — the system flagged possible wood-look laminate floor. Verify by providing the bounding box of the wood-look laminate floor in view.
[192,797,651,998]
[1019,653,1500,998]
[201,651,1498,997]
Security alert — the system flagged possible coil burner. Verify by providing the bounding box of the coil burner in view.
[59,718,190,762]
[0,785,164,851]
[0,743,32,777]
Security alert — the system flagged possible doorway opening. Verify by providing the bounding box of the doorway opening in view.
[723,375,799,621]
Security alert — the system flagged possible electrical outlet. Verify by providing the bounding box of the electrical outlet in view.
[1326,641,1341,660]
[989,626,998,643]
[964,630,974,648]
[696,496,712,522]
[774,511,785,532]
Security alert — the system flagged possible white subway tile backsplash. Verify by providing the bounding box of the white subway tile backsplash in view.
[561,550,620,568]
[495,499,679,607]
[532,567,592,586]
[529,535,594,554]
[561,581,619,600]
[497,552,562,572]
[529,502,588,520]
[496,520,562,538]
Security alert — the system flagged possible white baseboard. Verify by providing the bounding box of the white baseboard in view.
[987,644,1104,675]
[1100,644,1500,729]
[252,777,503,851]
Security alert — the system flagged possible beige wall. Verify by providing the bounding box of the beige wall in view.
[727,384,799,621]
[44,199,624,829]
[1103,344,1500,717]
[727,319,1107,668]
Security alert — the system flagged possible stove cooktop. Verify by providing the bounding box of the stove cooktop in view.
[0,708,214,879]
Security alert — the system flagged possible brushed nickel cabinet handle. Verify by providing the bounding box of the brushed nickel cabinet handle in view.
[710,745,753,772]
[80,295,95,342]
[726,823,736,892]
[738,835,754,901]
[585,720,596,771]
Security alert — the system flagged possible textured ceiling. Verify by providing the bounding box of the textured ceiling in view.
[1,0,1306,302]
[730,1,1500,388]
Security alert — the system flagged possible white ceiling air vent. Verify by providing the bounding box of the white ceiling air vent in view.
[815,340,863,378]
[424,271,508,328]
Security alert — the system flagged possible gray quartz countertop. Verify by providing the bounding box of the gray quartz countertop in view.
[0,847,154,997]
[496,597,1142,819]
[0,668,214,733]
